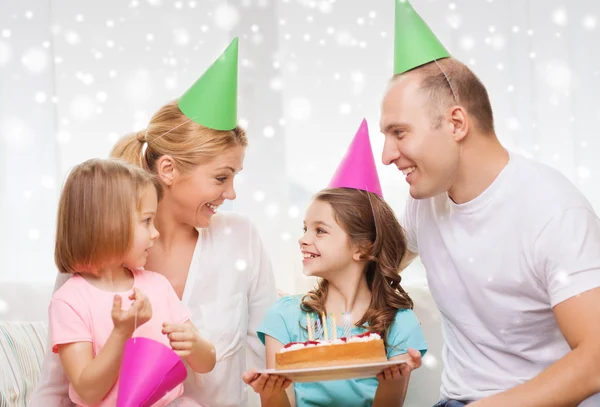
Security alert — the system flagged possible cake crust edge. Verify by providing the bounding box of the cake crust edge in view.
[275,339,387,370]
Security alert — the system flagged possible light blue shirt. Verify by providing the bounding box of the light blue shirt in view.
[258,295,428,407]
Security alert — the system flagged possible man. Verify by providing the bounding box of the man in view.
[382,2,600,406]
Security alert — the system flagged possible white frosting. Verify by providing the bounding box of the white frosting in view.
[347,333,381,343]
[280,342,318,353]
[281,343,306,352]
[280,333,381,353]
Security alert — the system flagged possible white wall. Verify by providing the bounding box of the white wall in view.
[1,0,599,297]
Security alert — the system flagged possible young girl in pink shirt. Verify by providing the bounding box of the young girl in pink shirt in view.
[50,158,216,407]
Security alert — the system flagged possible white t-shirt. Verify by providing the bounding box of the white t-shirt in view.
[402,152,600,405]
[30,212,277,407]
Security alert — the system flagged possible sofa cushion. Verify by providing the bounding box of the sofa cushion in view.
[0,322,48,406]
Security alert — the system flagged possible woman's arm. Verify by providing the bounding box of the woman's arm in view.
[29,347,73,407]
[29,273,72,407]
[372,355,412,407]
[246,227,278,370]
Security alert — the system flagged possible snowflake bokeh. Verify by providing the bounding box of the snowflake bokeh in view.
[0,4,598,405]
[0,0,598,337]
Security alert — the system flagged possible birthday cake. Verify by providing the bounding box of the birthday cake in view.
[275,332,387,370]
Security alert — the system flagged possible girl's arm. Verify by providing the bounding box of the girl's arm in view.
[58,329,130,404]
[372,354,412,407]
[57,288,152,405]
[155,271,216,373]
[263,335,295,407]
[184,321,216,373]
[162,320,216,373]
[243,335,295,407]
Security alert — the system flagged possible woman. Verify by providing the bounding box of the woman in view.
[30,38,277,407]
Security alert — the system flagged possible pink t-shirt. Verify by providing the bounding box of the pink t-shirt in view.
[49,269,192,407]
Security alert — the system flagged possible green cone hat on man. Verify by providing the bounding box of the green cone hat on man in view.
[394,0,450,75]
[178,37,238,131]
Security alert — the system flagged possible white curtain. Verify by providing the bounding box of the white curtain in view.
[1,0,599,295]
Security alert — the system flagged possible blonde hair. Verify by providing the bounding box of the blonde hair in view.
[110,100,248,175]
[395,57,495,134]
[55,158,161,274]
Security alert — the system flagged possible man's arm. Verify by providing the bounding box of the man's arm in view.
[472,205,600,406]
[469,286,600,407]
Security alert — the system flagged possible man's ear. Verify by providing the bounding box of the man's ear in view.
[447,105,469,142]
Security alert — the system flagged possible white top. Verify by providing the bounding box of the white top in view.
[402,152,600,405]
[29,212,277,407]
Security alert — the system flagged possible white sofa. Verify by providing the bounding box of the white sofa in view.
[0,283,443,407]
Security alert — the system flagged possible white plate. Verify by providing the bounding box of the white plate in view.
[256,355,410,383]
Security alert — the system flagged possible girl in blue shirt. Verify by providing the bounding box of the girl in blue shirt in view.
[244,186,427,407]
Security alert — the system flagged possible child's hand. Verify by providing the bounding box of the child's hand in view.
[377,364,407,381]
[242,369,291,399]
[376,348,422,381]
[162,322,198,358]
[111,288,152,337]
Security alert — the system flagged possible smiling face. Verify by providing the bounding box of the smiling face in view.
[168,144,245,228]
[110,101,249,230]
[380,73,462,200]
[122,185,160,270]
[298,199,360,279]
[380,59,496,200]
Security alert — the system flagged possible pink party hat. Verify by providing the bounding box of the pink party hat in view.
[116,337,187,407]
[328,119,383,197]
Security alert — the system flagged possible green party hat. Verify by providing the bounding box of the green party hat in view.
[178,38,238,130]
[394,0,450,75]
